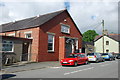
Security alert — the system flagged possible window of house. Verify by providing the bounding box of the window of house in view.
[2,40,14,52]
[25,33,32,39]
[88,48,93,51]
[61,24,70,34]
[106,41,109,45]
[48,34,55,52]
[8,33,15,37]
[24,31,32,39]
[106,49,109,53]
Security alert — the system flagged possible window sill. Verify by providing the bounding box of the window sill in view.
[47,50,55,53]
[61,32,70,35]
[1,51,15,54]
[26,37,33,39]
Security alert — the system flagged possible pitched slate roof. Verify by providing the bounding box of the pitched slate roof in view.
[94,34,120,42]
[82,41,94,45]
[82,41,94,47]
[0,9,65,32]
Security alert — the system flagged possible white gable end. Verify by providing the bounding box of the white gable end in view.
[94,36,119,53]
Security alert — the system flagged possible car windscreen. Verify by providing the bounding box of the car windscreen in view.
[87,53,94,56]
[67,54,77,58]
[101,53,108,55]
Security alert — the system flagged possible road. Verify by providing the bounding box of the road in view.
[9,59,119,78]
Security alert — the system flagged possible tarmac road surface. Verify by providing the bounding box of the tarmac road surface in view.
[10,59,119,78]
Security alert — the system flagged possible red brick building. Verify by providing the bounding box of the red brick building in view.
[0,9,82,62]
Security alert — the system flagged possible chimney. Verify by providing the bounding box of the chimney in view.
[104,29,108,35]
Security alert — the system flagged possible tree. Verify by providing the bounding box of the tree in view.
[82,30,99,42]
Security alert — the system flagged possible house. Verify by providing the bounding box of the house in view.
[94,34,120,54]
[82,41,94,54]
[0,9,83,62]
[0,35,32,65]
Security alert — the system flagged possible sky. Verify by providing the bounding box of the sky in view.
[0,0,119,34]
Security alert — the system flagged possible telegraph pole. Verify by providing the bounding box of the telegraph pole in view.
[102,20,104,53]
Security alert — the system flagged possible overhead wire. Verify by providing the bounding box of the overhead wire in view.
[84,22,102,30]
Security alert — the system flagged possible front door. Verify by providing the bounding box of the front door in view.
[65,43,72,58]
[22,42,29,61]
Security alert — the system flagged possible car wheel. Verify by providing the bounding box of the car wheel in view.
[74,62,78,66]
[102,59,105,62]
[96,59,99,63]
[109,58,112,61]
[62,65,65,67]
[85,61,89,64]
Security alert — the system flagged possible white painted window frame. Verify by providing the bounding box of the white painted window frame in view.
[76,39,78,50]
[24,31,33,39]
[8,33,15,36]
[2,40,14,52]
[61,24,70,34]
[48,34,55,52]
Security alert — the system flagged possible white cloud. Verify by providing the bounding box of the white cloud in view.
[69,1,118,34]
[0,1,65,23]
[0,0,118,34]
[1,0,65,2]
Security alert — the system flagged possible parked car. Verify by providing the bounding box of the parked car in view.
[101,53,115,61]
[87,53,105,63]
[60,53,88,66]
[116,53,120,59]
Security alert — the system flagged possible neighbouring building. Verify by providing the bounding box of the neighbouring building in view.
[94,34,120,54]
[82,41,94,54]
[0,35,32,65]
[0,9,83,62]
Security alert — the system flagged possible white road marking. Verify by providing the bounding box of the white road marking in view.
[50,67,61,68]
[64,67,94,75]
[61,65,88,69]
[50,65,90,69]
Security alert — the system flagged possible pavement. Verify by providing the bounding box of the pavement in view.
[1,61,60,73]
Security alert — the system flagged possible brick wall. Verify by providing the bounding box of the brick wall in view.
[59,37,65,60]
[38,10,82,62]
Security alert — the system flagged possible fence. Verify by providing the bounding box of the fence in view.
[1,52,17,65]
[1,52,39,65]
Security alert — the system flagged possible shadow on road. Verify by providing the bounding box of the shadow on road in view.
[61,63,91,67]
[1,74,16,80]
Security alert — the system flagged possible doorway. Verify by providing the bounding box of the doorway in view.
[22,42,29,61]
[59,37,78,60]
[65,43,72,58]
[65,38,75,58]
